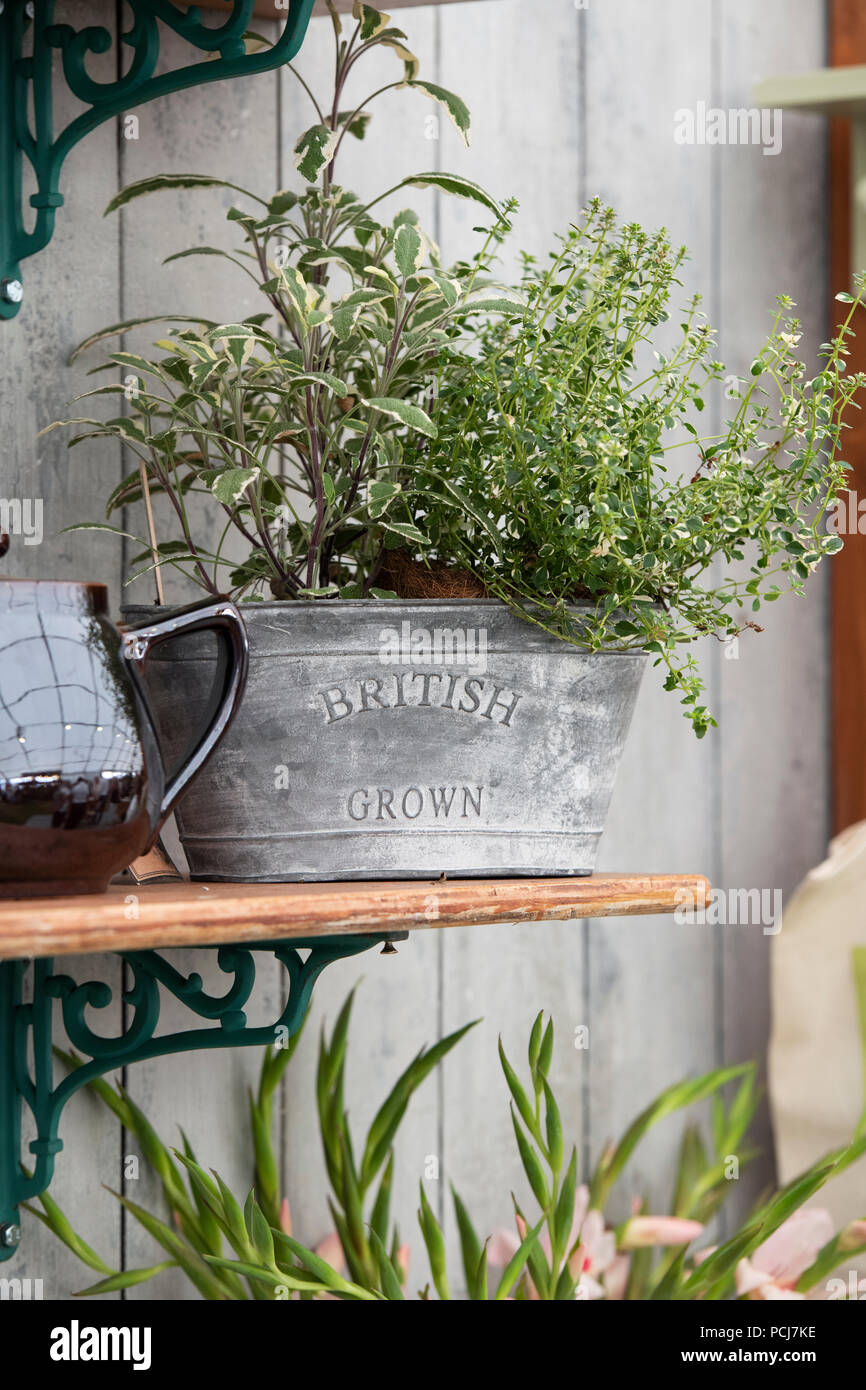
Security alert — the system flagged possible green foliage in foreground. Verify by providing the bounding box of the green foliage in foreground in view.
[28,993,866,1300]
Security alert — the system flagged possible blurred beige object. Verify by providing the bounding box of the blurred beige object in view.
[769,821,866,1232]
[123,840,183,886]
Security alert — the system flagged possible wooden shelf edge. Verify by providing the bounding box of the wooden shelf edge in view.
[0,874,711,960]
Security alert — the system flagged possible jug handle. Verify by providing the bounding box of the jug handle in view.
[121,599,249,838]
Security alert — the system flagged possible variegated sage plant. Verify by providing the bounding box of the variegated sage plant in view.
[51,1,515,601]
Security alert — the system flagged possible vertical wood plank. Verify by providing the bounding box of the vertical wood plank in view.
[435,0,584,1289]
[277,8,442,1263]
[583,0,718,1221]
[2,1,125,1296]
[114,25,283,1298]
[829,0,866,832]
[718,0,828,1220]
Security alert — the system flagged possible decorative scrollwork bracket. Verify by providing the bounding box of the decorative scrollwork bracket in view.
[0,0,316,318]
[0,932,403,1259]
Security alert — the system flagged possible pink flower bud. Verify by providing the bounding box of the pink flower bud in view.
[279,1196,292,1236]
[619,1215,703,1249]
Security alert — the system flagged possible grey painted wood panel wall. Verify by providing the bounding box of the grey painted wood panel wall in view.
[1,0,828,1296]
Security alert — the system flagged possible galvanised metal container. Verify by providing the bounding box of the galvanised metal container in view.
[123,599,647,881]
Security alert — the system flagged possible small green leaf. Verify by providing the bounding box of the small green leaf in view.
[498,1036,537,1138]
[511,1108,550,1209]
[394,223,425,279]
[294,124,339,183]
[210,467,259,505]
[543,1078,565,1176]
[528,1012,544,1074]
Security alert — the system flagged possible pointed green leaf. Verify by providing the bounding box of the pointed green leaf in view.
[105,173,265,216]
[553,1148,578,1258]
[417,1183,450,1301]
[452,1184,483,1297]
[75,1262,175,1297]
[113,1191,233,1300]
[369,1228,405,1300]
[511,1108,550,1210]
[494,1217,544,1301]
[498,1036,537,1138]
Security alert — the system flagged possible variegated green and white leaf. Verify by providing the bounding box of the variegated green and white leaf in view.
[337,109,372,140]
[377,29,419,82]
[367,478,402,518]
[294,124,339,183]
[364,265,400,297]
[345,287,389,309]
[394,224,425,279]
[366,396,436,438]
[455,287,527,316]
[330,288,387,342]
[409,81,471,146]
[353,3,390,41]
[270,264,314,319]
[330,303,362,342]
[410,271,459,308]
[104,174,266,217]
[209,467,260,506]
[284,371,349,395]
[398,172,503,220]
[381,519,426,546]
[210,323,261,370]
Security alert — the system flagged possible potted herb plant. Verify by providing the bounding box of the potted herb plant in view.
[51,3,862,882]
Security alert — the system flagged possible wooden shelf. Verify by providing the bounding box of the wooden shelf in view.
[0,874,709,961]
[195,1,483,16]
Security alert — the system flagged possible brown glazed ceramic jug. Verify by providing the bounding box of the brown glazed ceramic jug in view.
[0,581,248,897]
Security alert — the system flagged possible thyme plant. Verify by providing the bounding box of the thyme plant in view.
[409,202,866,733]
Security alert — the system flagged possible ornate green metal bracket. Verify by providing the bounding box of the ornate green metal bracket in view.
[0,931,404,1259]
[0,0,316,319]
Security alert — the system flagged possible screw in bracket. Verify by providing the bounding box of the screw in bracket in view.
[0,1223,21,1249]
[1,279,23,306]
